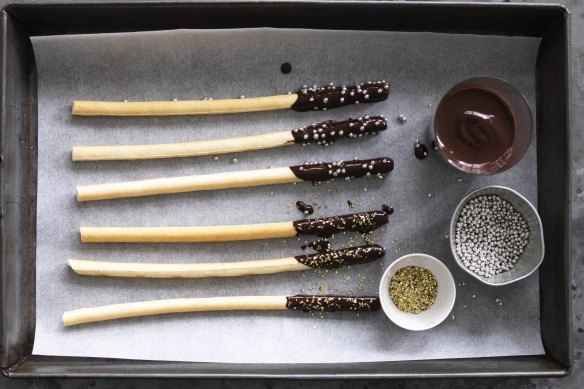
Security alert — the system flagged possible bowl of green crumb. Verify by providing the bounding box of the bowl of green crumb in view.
[379,253,456,331]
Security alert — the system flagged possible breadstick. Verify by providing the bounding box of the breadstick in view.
[68,245,385,278]
[72,115,387,161]
[72,81,390,116]
[80,209,390,243]
[63,295,381,326]
[75,157,394,201]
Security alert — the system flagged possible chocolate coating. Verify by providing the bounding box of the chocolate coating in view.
[291,81,390,112]
[290,157,393,182]
[286,295,381,312]
[301,239,331,253]
[291,115,387,146]
[293,210,389,237]
[295,244,385,269]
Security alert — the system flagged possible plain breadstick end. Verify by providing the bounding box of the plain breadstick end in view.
[63,311,75,327]
[72,101,87,116]
[68,259,81,274]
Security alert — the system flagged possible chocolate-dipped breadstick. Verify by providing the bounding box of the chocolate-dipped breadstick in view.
[68,245,384,278]
[63,295,381,326]
[80,210,390,243]
[72,115,387,161]
[72,81,390,116]
[76,157,394,201]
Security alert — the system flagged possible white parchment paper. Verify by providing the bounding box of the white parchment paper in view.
[31,29,544,363]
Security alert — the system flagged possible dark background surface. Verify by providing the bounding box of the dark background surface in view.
[1,0,582,387]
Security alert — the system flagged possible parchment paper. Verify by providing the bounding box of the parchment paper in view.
[31,29,544,363]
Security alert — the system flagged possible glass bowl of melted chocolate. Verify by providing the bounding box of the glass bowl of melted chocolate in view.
[433,77,532,174]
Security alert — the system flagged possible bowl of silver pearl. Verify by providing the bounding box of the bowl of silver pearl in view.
[449,185,544,286]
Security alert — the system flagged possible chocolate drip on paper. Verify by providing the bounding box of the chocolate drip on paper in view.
[295,201,314,215]
[291,81,390,112]
[291,115,387,146]
[382,204,394,215]
[290,157,393,182]
[295,244,385,269]
[293,210,389,237]
[286,295,381,312]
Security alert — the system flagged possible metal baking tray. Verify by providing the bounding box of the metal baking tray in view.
[0,0,571,378]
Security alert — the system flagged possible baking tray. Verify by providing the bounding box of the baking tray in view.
[0,0,571,378]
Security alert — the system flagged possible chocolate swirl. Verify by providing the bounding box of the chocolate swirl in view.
[291,115,387,146]
[291,81,390,112]
[286,295,381,312]
[295,244,385,269]
[290,157,393,182]
[293,210,389,237]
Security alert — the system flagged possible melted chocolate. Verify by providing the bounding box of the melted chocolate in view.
[291,81,390,112]
[295,244,384,269]
[286,295,381,312]
[293,210,389,237]
[414,141,429,160]
[382,204,394,215]
[301,239,331,253]
[280,63,292,74]
[290,157,393,182]
[291,115,387,146]
[295,201,314,215]
[431,140,440,150]
[435,88,514,166]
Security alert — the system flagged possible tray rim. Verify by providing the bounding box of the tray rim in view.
[0,0,572,379]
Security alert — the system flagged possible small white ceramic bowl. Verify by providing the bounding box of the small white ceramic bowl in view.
[449,186,544,286]
[379,253,456,331]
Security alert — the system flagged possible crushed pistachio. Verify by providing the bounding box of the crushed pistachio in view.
[389,266,438,314]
